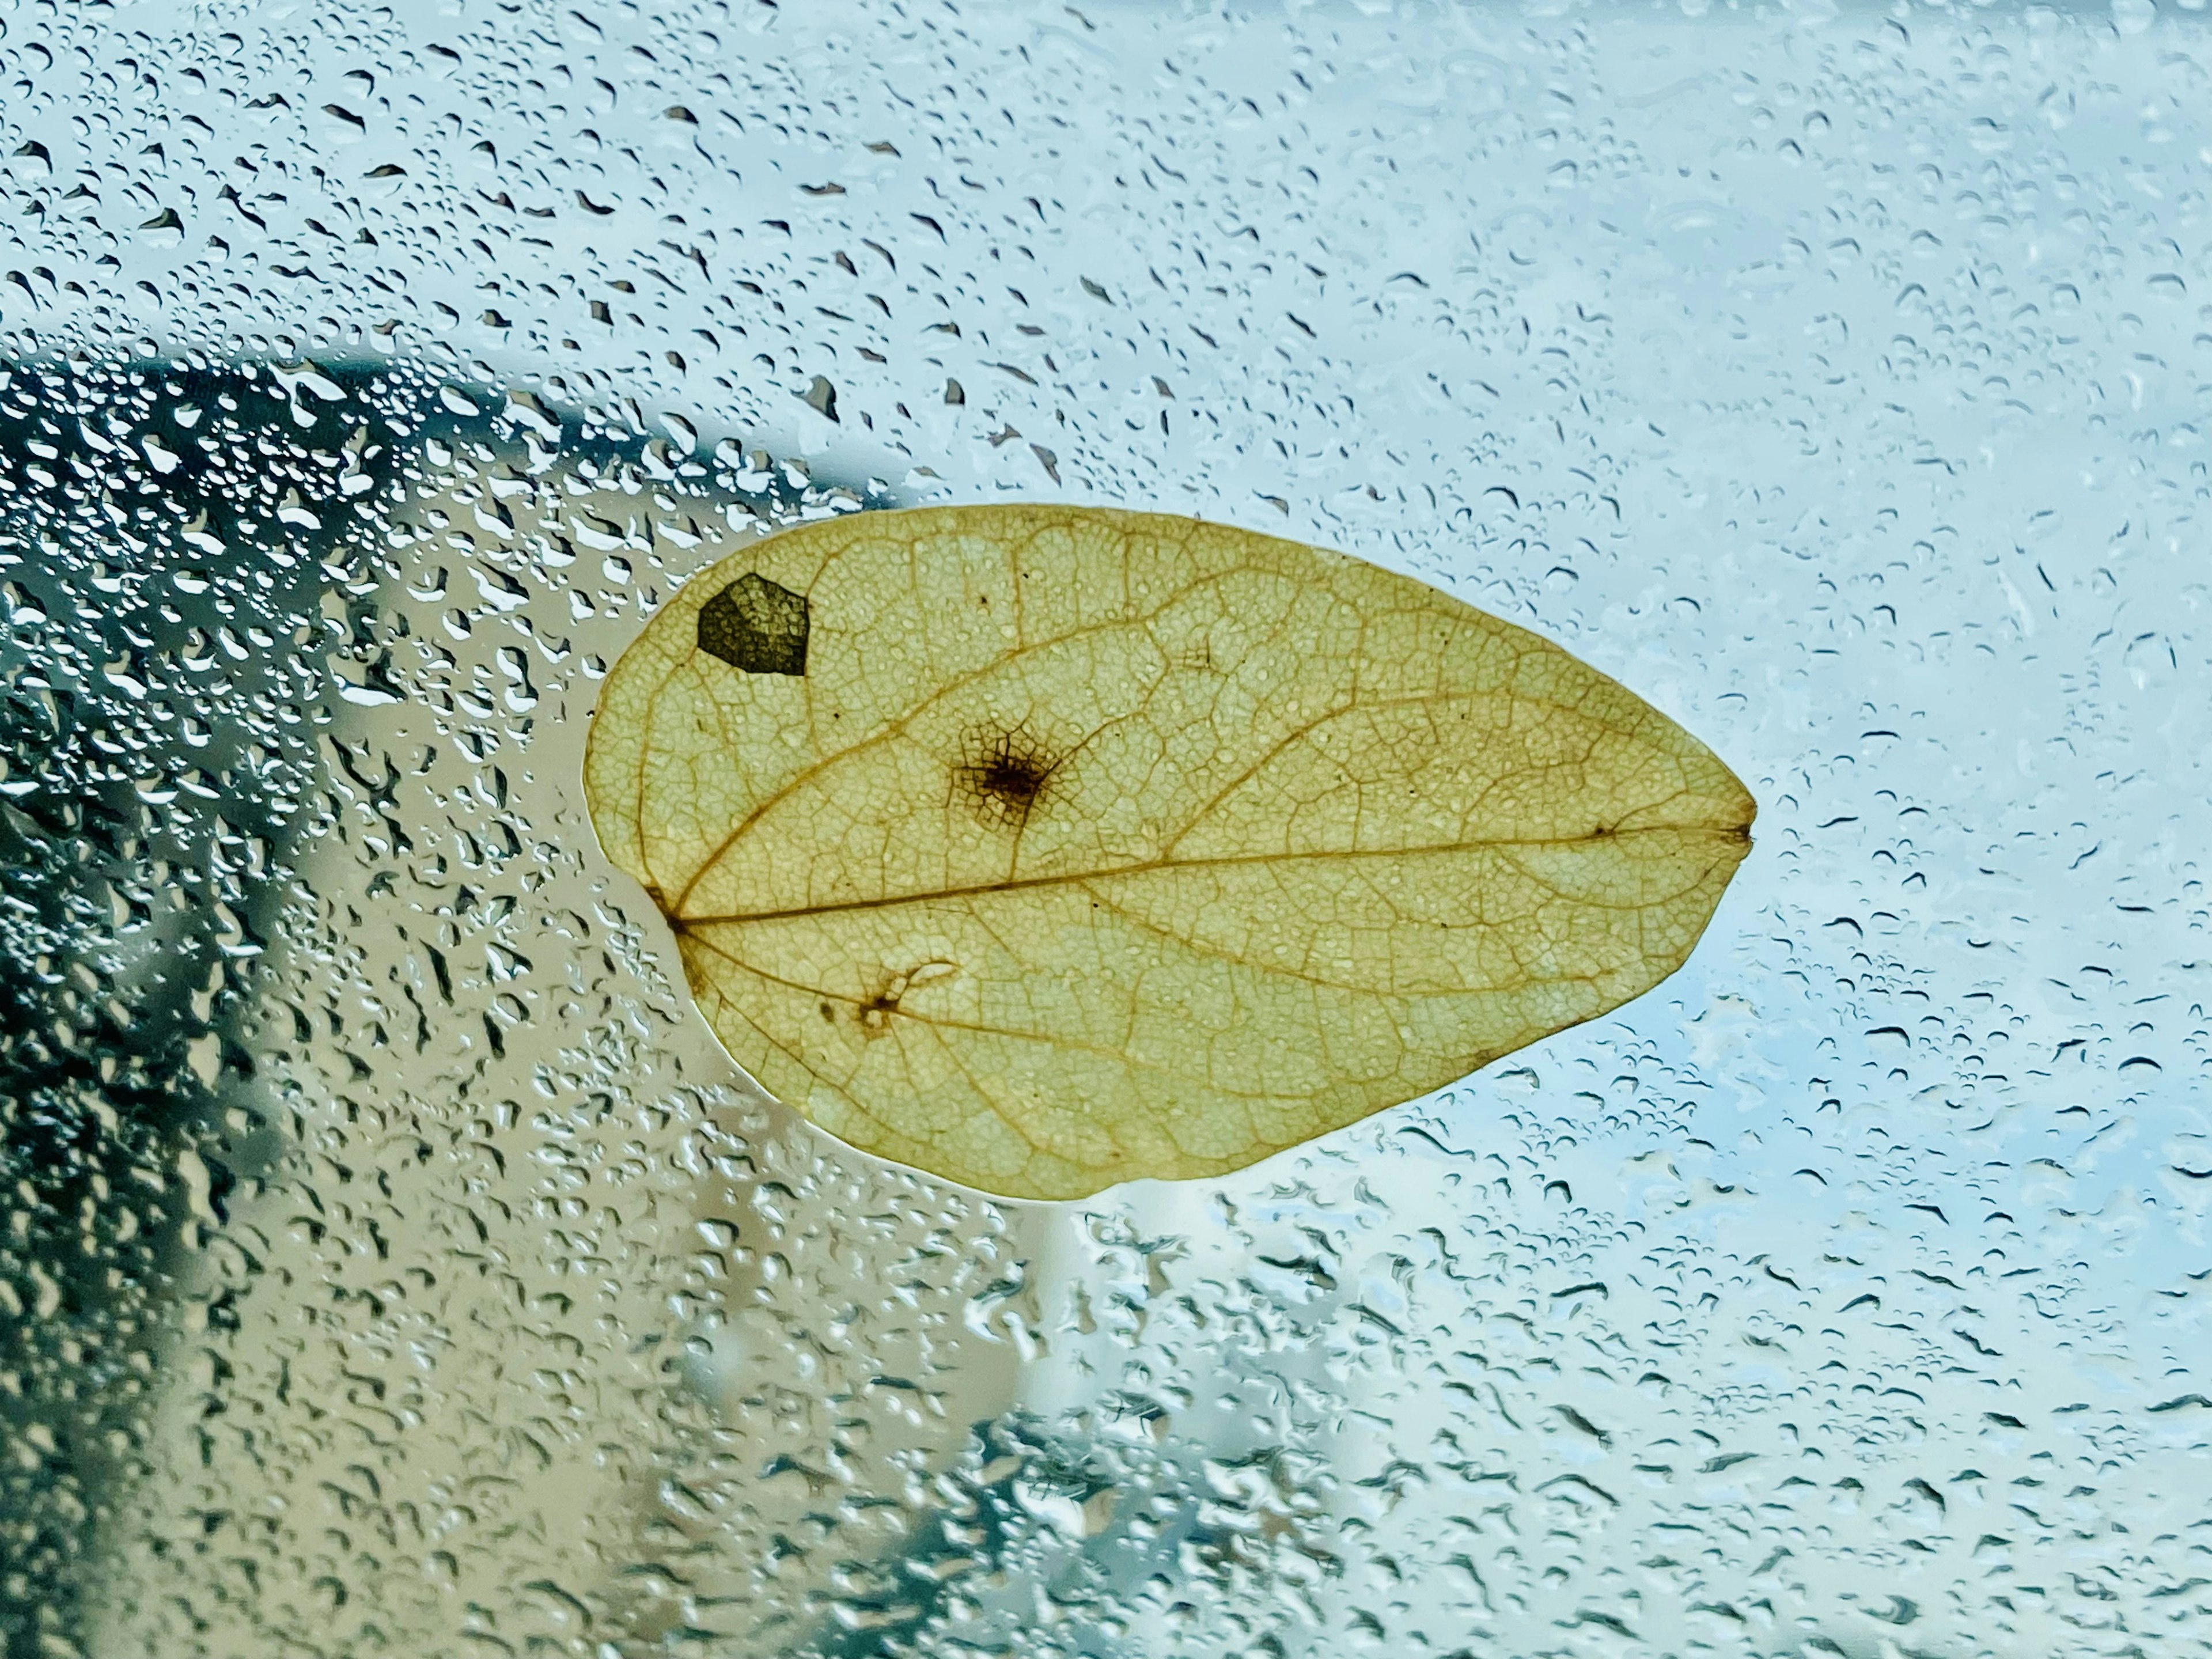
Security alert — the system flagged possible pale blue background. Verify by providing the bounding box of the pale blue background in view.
[2,1,2207,1654]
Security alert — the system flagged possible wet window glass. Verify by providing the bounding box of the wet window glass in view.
[2,4,2206,1656]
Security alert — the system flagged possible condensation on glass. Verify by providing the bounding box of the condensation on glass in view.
[0,5,2206,1658]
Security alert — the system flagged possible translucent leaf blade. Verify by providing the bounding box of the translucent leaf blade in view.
[584,505,1754,1199]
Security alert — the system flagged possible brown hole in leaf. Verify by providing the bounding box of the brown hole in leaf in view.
[697,570,809,675]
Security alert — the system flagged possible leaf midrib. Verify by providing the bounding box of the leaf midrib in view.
[673,821,1746,930]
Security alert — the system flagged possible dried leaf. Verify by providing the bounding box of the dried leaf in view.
[585,506,1753,1199]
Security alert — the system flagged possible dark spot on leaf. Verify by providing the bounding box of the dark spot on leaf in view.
[858,990,899,1036]
[954,721,1066,831]
[698,572,809,676]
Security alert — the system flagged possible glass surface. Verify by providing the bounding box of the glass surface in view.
[2,2,2207,1655]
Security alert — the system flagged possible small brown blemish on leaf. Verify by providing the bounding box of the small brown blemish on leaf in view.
[953,720,1067,832]
[854,961,960,1037]
[698,571,809,676]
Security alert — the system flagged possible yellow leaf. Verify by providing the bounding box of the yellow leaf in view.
[585,506,1753,1199]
